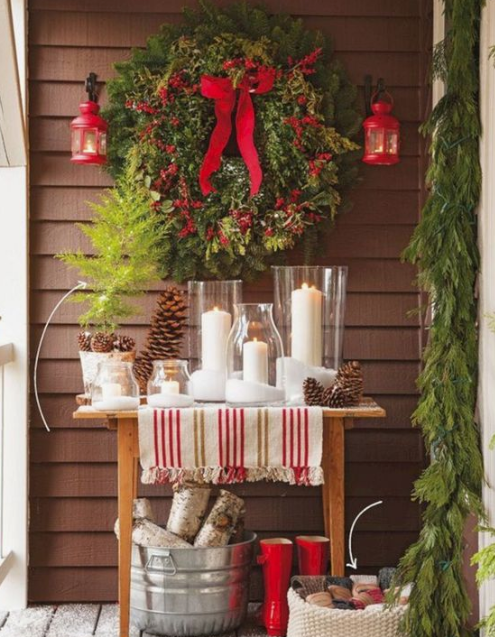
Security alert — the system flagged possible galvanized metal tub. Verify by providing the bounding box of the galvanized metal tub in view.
[130,531,257,636]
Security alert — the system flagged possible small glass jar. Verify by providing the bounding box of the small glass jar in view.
[272,266,348,404]
[147,360,193,408]
[188,280,243,402]
[91,361,140,411]
[225,303,286,407]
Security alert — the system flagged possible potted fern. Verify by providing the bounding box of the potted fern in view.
[58,172,163,397]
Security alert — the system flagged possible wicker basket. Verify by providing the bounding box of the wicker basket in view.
[287,582,407,637]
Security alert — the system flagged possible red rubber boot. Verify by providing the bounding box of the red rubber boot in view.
[257,538,293,637]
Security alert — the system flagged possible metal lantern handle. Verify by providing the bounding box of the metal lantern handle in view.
[85,72,98,103]
[371,78,394,108]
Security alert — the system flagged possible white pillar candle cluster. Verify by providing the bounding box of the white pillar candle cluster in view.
[201,307,232,371]
[243,338,268,384]
[291,283,323,367]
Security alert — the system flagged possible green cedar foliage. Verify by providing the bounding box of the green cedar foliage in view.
[57,172,163,333]
[394,1,485,636]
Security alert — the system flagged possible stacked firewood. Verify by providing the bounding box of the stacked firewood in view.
[114,485,245,549]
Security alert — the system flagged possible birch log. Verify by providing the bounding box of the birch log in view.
[114,497,192,548]
[194,490,245,547]
[131,518,192,548]
[166,483,212,542]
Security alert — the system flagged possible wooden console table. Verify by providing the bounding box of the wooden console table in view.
[74,400,385,637]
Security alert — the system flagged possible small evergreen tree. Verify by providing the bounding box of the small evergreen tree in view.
[58,172,163,333]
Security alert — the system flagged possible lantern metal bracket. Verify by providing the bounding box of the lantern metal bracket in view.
[364,75,387,117]
[85,72,98,103]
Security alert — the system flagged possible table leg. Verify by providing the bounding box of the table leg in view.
[118,418,137,637]
[323,417,345,576]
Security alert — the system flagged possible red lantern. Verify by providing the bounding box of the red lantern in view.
[362,80,400,166]
[71,72,108,165]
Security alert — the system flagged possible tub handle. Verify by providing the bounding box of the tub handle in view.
[145,551,178,576]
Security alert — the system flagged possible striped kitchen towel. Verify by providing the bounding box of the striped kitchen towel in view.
[138,406,323,486]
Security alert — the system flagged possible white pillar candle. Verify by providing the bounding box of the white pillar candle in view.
[161,379,180,395]
[291,283,323,367]
[102,382,122,399]
[243,338,268,384]
[201,307,232,371]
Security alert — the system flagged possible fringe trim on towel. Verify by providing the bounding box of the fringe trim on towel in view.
[141,466,324,486]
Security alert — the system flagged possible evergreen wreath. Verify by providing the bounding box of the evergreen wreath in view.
[393,1,484,636]
[104,1,361,281]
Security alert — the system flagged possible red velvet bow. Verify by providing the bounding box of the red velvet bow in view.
[199,69,276,197]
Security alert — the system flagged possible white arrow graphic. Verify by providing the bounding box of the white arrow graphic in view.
[346,500,383,570]
[34,281,87,432]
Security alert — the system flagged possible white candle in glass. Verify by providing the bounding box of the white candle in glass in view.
[243,338,268,384]
[291,283,323,367]
[201,306,232,371]
[161,379,180,395]
[102,382,122,399]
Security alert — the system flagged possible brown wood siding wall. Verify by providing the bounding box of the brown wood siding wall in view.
[28,0,431,602]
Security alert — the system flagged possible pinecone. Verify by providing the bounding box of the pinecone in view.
[114,334,136,353]
[134,287,187,393]
[322,384,346,408]
[77,331,92,352]
[90,331,115,353]
[303,377,324,406]
[335,361,364,406]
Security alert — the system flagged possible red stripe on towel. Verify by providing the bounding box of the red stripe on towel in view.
[290,408,294,468]
[176,409,182,467]
[282,408,287,466]
[233,409,238,467]
[161,410,167,467]
[218,409,223,466]
[226,408,231,466]
[168,410,175,466]
[304,408,309,467]
[153,410,159,467]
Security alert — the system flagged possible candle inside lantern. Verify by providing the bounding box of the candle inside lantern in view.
[102,382,122,400]
[243,338,268,384]
[84,131,97,153]
[161,378,180,395]
[291,282,323,367]
[201,306,232,371]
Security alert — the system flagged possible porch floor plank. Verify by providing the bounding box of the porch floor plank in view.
[0,604,268,636]
[0,606,55,636]
[46,604,101,637]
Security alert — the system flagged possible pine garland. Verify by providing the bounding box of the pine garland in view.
[394,1,485,636]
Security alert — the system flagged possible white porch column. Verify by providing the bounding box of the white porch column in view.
[0,0,28,610]
[478,1,495,627]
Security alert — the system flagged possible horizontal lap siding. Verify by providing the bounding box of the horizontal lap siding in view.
[28,0,430,602]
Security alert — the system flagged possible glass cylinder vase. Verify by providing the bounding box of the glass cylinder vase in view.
[188,280,243,402]
[272,266,348,404]
[91,361,140,411]
[225,303,286,407]
[147,359,194,408]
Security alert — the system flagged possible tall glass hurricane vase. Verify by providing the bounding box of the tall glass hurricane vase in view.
[226,304,286,407]
[272,266,348,404]
[188,280,243,402]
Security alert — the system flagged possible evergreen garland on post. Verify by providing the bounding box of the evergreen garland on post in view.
[395,1,485,636]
